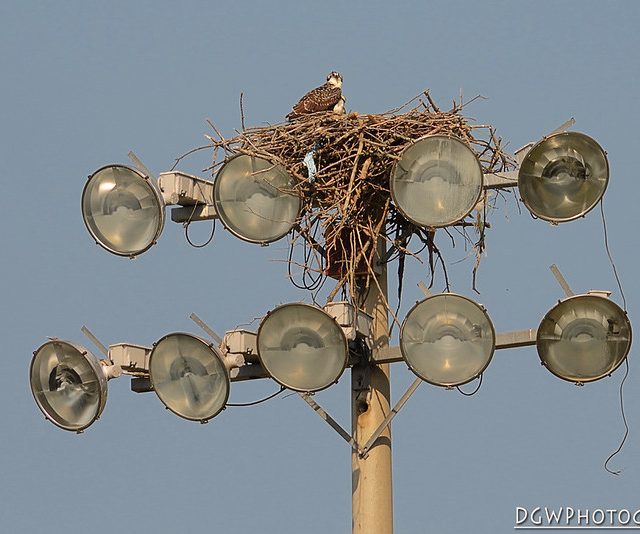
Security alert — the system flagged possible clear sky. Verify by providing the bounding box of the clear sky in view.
[1,1,639,533]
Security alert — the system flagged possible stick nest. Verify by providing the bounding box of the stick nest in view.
[203,92,513,313]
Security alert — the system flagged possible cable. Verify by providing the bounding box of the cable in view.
[226,385,286,407]
[184,218,216,248]
[301,231,324,290]
[604,359,629,476]
[600,199,627,311]
[287,238,325,291]
[388,250,405,339]
[456,374,483,396]
[598,198,629,475]
[287,218,326,293]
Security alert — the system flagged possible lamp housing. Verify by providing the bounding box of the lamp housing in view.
[257,303,348,392]
[391,135,484,228]
[400,293,496,387]
[537,291,631,383]
[518,132,609,222]
[82,164,166,257]
[213,155,301,244]
[30,340,109,432]
[149,332,230,423]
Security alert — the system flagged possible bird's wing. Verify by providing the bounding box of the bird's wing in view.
[290,84,342,116]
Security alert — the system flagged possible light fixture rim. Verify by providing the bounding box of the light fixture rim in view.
[256,302,349,392]
[517,131,610,223]
[148,331,230,422]
[29,339,108,432]
[390,134,484,229]
[536,293,632,383]
[81,163,166,257]
[213,154,302,245]
[399,292,497,387]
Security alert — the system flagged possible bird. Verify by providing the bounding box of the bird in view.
[286,71,345,120]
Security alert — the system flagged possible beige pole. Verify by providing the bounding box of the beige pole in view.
[351,242,393,534]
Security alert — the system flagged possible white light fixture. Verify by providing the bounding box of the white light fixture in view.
[537,292,631,383]
[82,165,165,257]
[391,135,484,228]
[257,303,348,392]
[213,155,301,244]
[148,333,229,422]
[400,293,496,387]
[30,340,109,432]
[518,132,609,222]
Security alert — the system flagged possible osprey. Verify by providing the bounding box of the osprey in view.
[286,72,345,120]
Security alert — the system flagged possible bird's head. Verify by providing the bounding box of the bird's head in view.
[326,71,343,88]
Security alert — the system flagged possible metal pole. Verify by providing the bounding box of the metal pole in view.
[352,241,393,534]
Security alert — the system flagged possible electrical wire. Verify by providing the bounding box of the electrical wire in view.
[287,217,326,292]
[388,250,405,339]
[456,373,483,396]
[287,237,325,292]
[604,359,629,476]
[226,385,286,407]
[184,218,216,248]
[600,199,627,311]
[598,197,630,475]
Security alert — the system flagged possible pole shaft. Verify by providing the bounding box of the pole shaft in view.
[352,244,393,534]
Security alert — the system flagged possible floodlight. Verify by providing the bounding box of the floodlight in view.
[518,132,609,222]
[400,293,496,387]
[390,135,484,228]
[30,340,108,432]
[149,333,229,422]
[82,164,165,257]
[257,303,348,392]
[213,155,301,244]
[537,293,631,383]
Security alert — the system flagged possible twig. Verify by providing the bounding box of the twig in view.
[196,90,511,317]
[240,92,246,131]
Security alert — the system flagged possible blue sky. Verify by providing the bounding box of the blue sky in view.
[1,1,639,532]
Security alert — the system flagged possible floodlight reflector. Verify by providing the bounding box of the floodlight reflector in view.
[537,294,631,383]
[82,165,165,257]
[30,341,108,432]
[257,303,348,392]
[214,155,301,244]
[518,132,609,222]
[149,333,229,422]
[400,293,496,387]
[391,135,483,228]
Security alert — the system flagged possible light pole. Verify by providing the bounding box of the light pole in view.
[29,100,632,533]
[352,241,393,534]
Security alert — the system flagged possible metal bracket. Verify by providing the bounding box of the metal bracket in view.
[359,377,422,458]
[232,364,269,382]
[297,375,425,458]
[549,264,574,297]
[128,151,154,179]
[189,312,223,345]
[484,117,576,187]
[372,328,538,364]
[299,392,363,455]
[158,171,216,210]
[495,329,537,349]
[171,204,218,223]
[417,281,431,298]
[547,117,576,137]
[81,325,109,358]
[483,170,518,189]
